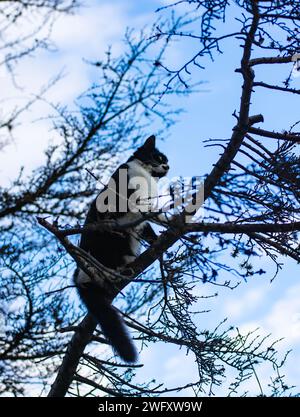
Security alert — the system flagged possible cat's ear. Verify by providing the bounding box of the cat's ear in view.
[143,135,156,150]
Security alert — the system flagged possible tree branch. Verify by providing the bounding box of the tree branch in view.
[253,81,300,95]
[248,127,300,142]
[249,55,294,66]
[48,315,96,397]
[185,221,300,235]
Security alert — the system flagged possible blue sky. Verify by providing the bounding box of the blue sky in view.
[0,0,299,396]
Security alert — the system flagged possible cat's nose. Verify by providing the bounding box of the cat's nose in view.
[162,164,169,171]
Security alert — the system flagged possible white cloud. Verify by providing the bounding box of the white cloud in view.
[239,283,300,348]
[262,284,300,345]
[51,2,126,56]
[1,0,193,188]
[158,282,300,396]
[163,352,197,385]
[235,283,300,394]
[223,284,268,320]
[0,118,51,183]
[0,2,133,185]
[0,1,173,186]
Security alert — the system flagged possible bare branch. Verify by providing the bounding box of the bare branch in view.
[248,127,300,142]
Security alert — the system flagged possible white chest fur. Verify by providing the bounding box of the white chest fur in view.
[95,159,159,264]
[122,160,158,262]
[127,160,158,213]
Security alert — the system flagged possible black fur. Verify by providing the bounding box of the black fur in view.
[79,199,135,269]
[78,282,137,363]
[74,135,169,363]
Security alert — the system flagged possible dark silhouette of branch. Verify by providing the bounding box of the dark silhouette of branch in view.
[48,315,96,397]
[249,56,294,66]
[253,81,300,95]
[248,127,300,142]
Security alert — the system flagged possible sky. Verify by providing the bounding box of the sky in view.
[0,0,299,396]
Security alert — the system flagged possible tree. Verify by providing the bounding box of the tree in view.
[0,0,77,70]
[1,0,300,397]
[0,9,190,394]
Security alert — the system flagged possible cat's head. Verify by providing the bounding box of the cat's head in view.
[130,135,169,178]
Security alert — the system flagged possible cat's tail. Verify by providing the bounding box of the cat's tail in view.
[77,282,137,363]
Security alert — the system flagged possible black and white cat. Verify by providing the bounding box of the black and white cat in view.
[74,135,169,362]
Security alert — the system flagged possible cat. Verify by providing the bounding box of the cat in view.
[74,135,169,363]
